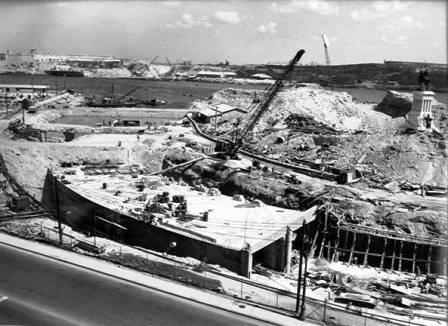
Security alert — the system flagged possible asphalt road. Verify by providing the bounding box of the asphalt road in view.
[0,244,273,326]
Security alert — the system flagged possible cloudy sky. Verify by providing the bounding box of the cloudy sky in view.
[0,0,446,65]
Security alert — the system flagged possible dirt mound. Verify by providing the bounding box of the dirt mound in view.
[193,84,369,131]
[142,65,172,79]
[90,68,132,78]
[0,139,128,199]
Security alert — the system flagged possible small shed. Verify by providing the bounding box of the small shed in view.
[192,104,246,123]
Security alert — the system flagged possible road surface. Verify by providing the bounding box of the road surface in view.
[0,244,273,326]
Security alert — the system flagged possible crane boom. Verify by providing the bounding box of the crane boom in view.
[322,34,331,66]
[227,49,305,156]
[115,85,141,101]
[165,56,176,75]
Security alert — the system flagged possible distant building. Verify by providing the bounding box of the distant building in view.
[33,54,122,68]
[189,103,246,123]
[195,71,237,79]
[250,73,273,80]
[242,64,255,71]
[1,50,34,64]
[222,71,237,78]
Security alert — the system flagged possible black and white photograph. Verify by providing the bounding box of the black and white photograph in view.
[0,0,446,325]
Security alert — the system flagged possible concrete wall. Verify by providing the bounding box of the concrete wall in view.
[42,170,252,276]
[253,238,286,271]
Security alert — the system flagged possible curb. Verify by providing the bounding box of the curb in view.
[0,235,305,326]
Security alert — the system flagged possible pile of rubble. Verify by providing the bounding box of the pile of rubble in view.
[307,259,447,321]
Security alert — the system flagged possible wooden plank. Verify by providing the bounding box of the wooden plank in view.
[380,238,387,269]
[348,232,356,265]
[363,234,370,267]
[426,245,432,274]
[391,239,396,271]
[412,243,418,274]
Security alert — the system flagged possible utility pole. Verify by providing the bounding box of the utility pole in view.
[299,252,309,320]
[296,219,306,314]
[22,101,25,125]
[5,88,8,115]
[299,219,309,321]
[94,212,97,246]
[53,175,63,246]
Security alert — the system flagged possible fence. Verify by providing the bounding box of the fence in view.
[218,273,434,326]
[6,217,443,326]
[105,239,443,326]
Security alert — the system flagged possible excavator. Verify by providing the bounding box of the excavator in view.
[217,49,305,159]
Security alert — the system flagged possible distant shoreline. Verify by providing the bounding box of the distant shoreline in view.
[1,72,446,105]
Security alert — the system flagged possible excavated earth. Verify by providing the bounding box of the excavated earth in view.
[0,84,446,240]
[162,147,447,237]
[195,84,448,188]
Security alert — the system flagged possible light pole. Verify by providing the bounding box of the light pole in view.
[164,241,177,255]
[164,242,177,278]
[53,175,63,246]
[299,251,309,320]
[296,219,306,314]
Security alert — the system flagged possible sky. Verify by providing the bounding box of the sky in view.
[0,0,446,65]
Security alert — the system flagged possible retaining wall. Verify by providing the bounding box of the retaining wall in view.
[41,170,252,276]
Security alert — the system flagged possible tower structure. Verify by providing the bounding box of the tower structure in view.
[321,34,331,66]
[407,91,435,130]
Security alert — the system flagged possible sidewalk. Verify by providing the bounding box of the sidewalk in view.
[0,232,314,326]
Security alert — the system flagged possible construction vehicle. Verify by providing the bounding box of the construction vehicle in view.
[7,119,47,141]
[218,49,305,159]
[86,85,141,107]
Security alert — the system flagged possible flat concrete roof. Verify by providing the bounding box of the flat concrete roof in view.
[0,84,50,90]
[59,166,316,251]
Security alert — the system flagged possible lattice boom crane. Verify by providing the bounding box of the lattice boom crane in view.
[226,49,305,157]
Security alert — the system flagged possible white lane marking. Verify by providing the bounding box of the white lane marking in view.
[0,295,8,303]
